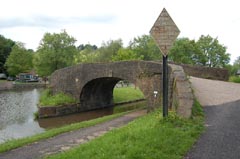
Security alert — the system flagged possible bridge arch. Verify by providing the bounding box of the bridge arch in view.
[80,77,121,109]
[50,61,165,112]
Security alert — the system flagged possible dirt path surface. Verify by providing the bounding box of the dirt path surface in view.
[186,77,240,159]
[0,109,146,159]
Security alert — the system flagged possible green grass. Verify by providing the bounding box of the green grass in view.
[0,80,7,83]
[113,87,144,103]
[39,89,78,106]
[39,87,144,107]
[191,98,204,117]
[229,76,240,83]
[47,101,204,159]
[113,101,146,114]
[0,86,146,152]
[0,111,133,153]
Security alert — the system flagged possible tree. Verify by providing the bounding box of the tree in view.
[74,44,98,64]
[196,35,230,67]
[96,39,123,62]
[34,30,77,76]
[112,48,143,61]
[129,35,161,60]
[169,38,202,64]
[0,35,15,73]
[4,42,33,76]
[228,56,240,75]
[234,56,240,66]
[169,35,230,68]
[77,44,98,51]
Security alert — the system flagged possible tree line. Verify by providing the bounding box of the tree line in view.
[0,30,238,77]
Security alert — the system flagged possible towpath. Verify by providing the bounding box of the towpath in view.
[0,110,146,159]
[186,77,240,159]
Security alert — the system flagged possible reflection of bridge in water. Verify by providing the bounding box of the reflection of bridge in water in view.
[38,100,146,129]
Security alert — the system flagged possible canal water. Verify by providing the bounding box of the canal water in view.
[0,89,143,143]
[0,89,44,143]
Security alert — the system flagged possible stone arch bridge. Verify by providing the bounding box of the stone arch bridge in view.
[50,61,192,117]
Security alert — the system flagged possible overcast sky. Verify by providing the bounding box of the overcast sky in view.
[0,0,239,63]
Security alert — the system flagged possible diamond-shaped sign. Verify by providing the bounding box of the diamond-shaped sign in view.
[150,8,180,56]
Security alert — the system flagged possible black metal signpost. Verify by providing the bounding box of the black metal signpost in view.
[150,8,180,117]
[162,55,168,117]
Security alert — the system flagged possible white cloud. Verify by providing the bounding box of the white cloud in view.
[0,0,239,63]
[0,15,117,29]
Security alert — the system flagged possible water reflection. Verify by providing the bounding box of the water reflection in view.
[0,88,144,143]
[0,89,45,143]
[38,107,113,129]
[0,89,115,143]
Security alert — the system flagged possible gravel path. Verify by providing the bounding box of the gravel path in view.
[0,109,146,159]
[186,77,240,159]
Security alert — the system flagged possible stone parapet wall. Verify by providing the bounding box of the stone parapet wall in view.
[177,63,229,81]
[169,64,194,118]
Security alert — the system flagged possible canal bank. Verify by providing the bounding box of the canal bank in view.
[0,86,146,143]
[38,100,146,129]
[0,81,46,91]
[0,84,204,158]
[38,99,145,118]
[0,109,147,159]
[0,81,13,91]
[0,103,204,159]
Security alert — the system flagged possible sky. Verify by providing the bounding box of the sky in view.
[0,0,239,63]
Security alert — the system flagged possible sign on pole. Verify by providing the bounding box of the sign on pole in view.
[150,8,180,117]
[150,8,180,56]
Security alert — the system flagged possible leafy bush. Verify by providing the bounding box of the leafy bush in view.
[229,76,240,83]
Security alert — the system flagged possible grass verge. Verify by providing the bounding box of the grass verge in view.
[229,76,240,83]
[47,100,204,159]
[39,89,78,106]
[39,87,144,107]
[113,87,144,103]
[0,111,132,153]
[0,80,7,83]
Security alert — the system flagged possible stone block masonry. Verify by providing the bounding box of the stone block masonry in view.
[169,64,194,118]
[178,63,229,81]
[49,61,194,118]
